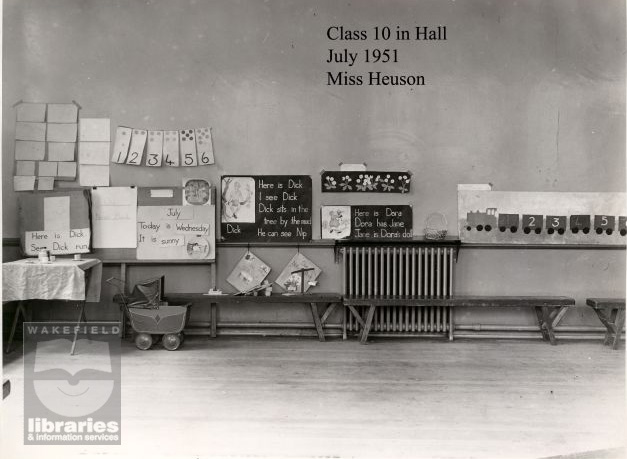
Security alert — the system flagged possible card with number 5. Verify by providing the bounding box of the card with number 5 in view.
[180,129,198,166]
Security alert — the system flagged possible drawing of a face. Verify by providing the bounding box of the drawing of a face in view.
[32,339,115,418]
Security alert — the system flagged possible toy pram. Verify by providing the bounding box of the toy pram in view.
[107,276,191,351]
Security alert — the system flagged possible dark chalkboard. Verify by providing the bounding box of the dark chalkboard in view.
[321,204,412,240]
[220,175,312,242]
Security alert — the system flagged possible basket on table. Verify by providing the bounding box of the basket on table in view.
[424,212,448,240]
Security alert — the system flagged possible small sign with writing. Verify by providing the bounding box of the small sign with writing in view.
[24,228,91,255]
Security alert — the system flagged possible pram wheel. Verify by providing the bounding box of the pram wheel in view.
[162,333,181,351]
[135,333,153,350]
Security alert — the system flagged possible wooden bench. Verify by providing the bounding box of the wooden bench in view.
[344,296,575,345]
[586,298,625,350]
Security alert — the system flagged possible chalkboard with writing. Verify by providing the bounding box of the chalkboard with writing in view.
[221,175,312,242]
[321,205,413,240]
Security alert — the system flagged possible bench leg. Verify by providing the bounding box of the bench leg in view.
[211,302,217,338]
[70,302,87,355]
[612,309,625,350]
[6,301,27,354]
[309,303,325,342]
[534,306,557,345]
[360,305,376,344]
[448,306,454,341]
[342,306,347,341]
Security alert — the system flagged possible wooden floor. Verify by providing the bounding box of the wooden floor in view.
[1,337,625,459]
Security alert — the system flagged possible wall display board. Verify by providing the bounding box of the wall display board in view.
[322,171,411,193]
[458,190,627,245]
[221,175,312,242]
[18,190,91,255]
[136,183,215,260]
[321,205,413,240]
[91,186,137,248]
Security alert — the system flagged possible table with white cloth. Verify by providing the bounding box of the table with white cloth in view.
[3,258,103,354]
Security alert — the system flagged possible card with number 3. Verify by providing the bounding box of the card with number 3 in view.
[146,130,163,167]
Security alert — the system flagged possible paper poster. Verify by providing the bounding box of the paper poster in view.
[48,143,75,161]
[38,161,58,177]
[79,118,110,142]
[16,161,36,176]
[14,176,36,191]
[321,205,351,239]
[126,129,147,165]
[195,128,214,165]
[163,130,180,167]
[226,251,271,293]
[146,130,163,167]
[79,142,110,165]
[16,122,47,141]
[16,103,46,122]
[183,178,211,206]
[111,126,132,163]
[47,104,78,123]
[37,177,55,191]
[275,253,321,293]
[221,176,255,223]
[44,196,70,231]
[57,162,77,180]
[136,204,215,260]
[47,123,78,142]
[92,187,138,248]
[15,141,45,160]
[179,129,198,166]
[24,229,90,255]
[79,164,109,186]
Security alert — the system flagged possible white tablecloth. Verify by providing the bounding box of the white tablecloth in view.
[2,258,102,302]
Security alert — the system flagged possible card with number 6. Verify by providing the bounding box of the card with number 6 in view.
[195,128,214,165]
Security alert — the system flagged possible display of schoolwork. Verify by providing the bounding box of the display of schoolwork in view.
[18,190,91,256]
[321,205,413,240]
[92,187,138,248]
[275,253,321,293]
[226,251,271,293]
[221,175,312,242]
[136,186,216,260]
[458,189,627,245]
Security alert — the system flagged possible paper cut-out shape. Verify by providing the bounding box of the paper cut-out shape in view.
[126,129,147,165]
[37,177,55,191]
[221,176,255,223]
[38,161,58,177]
[15,141,45,161]
[321,205,351,239]
[16,161,36,176]
[226,251,271,293]
[79,118,110,142]
[16,122,46,141]
[92,187,137,248]
[47,123,77,142]
[179,129,198,166]
[275,253,321,293]
[112,126,132,163]
[48,142,75,161]
[186,236,210,259]
[79,142,110,165]
[57,162,77,180]
[47,104,78,123]
[79,164,109,186]
[14,176,36,191]
[195,128,214,165]
[183,178,211,206]
[163,130,180,167]
[16,103,46,122]
[146,131,164,167]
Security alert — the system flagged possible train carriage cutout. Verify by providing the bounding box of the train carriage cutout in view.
[498,213,520,233]
[569,215,591,234]
[522,214,542,234]
[594,215,616,235]
[545,216,567,235]
[619,216,627,236]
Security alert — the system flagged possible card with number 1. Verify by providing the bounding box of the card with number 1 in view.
[146,131,164,167]
[112,126,132,163]
[126,129,147,165]
[163,130,180,167]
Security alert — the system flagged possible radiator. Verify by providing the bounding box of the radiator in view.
[341,244,457,335]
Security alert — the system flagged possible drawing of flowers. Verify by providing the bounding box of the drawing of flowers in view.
[398,174,411,193]
[324,175,337,190]
[381,174,394,191]
[339,175,352,190]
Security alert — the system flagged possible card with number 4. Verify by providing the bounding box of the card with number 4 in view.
[195,128,214,165]
[112,126,132,163]
[163,131,180,167]
[126,129,147,166]
[146,131,163,167]
[180,129,198,166]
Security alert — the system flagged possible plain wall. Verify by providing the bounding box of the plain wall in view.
[3,0,625,328]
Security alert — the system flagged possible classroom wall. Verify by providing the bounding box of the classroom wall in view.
[3,0,625,328]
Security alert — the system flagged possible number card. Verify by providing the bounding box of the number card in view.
[112,126,132,163]
[522,214,542,234]
[569,215,591,234]
[126,129,147,165]
[180,129,198,166]
[146,130,163,167]
[195,128,215,165]
[163,131,180,167]
[545,215,567,235]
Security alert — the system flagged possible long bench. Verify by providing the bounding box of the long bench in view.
[344,296,575,344]
[586,298,625,350]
